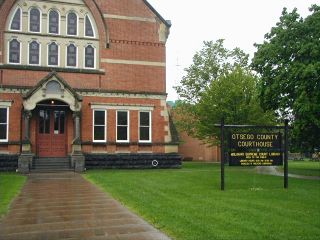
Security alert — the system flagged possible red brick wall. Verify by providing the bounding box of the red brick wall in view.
[178,132,221,162]
[0,0,167,94]
[0,0,170,155]
[81,96,166,154]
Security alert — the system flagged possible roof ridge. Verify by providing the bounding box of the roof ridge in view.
[143,0,171,27]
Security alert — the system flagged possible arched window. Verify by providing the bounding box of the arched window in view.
[85,15,94,37]
[84,45,95,68]
[10,7,21,31]
[48,10,59,34]
[29,41,40,65]
[46,81,62,94]
[29,7,41,32]
[67,12,78,36]
[66,44,77,67]
[8,39,20,64]
[48,42,59,66]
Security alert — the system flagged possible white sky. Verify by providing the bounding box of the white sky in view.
[146,0,319,100]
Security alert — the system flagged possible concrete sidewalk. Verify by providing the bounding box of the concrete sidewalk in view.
[256,166,320,180]
[0,172,171,240]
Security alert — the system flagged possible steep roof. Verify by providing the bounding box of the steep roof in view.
[143,0,171,28]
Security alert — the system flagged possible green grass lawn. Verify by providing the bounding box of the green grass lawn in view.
[280,160,320,177]
[0,173,26,218]
[84,162,320,240]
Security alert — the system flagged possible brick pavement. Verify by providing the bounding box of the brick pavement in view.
[0,172,171,240]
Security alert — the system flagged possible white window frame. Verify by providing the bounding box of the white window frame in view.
[65,43,78,68]
[66,11,79,36]
[47,42,60,67]
[47,9,60,35]
[7,38,21,65]
[28,7,42,33]
[116,110,130,143]
[93,109,106,143]
[84,14,95,38]
[139,111,152,143]
[83,44,96,69]
[0,106,10,142]
[9,6,22,31]
[28,40,41,66]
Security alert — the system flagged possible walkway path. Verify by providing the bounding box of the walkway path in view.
[256,166,320,180]
[0,172,171,240]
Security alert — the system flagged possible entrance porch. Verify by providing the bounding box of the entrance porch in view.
[18,72,84,173]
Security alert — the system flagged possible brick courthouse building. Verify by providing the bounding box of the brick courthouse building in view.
[0,0,181,172]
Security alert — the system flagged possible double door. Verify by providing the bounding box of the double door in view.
[37,109,67,157]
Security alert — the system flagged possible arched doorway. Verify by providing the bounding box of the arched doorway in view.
[36,100,69,157]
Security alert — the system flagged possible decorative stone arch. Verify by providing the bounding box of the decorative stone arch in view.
[23,71,82,112]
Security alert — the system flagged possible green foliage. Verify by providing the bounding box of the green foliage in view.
[251,5,320,152]
[85,163,320,240]
[175,39,249,104]
[174,40,275,143]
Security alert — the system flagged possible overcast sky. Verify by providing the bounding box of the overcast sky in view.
[146,0,319,100]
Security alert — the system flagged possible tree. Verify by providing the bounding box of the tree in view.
[174,40,275,143]
[175,39,249,104]
[251,5,320,152]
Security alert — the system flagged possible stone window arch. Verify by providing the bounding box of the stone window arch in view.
[28,40,41,65]
[46,80,63,95]
[29,7,41,33]
[8,39,21,64]
[48,42,59,66]
[84,44,95,69]
[48,9,60,35]
[66,43,78,68]
[84,14,95,38]
[9,7,22,31]
[67,11,78,36]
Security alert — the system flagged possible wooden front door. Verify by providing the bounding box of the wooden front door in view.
[38,109,67,157]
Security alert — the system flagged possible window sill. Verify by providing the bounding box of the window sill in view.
[0,141,21,145]
[0,64,105,75]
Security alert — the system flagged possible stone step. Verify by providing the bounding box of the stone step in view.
[33,164,70,168]
[30,169,73,173]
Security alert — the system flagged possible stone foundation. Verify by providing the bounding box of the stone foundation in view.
[84,153,182,169]
[0,154,19,172]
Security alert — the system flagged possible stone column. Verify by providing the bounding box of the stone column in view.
[19,110,33,173]
[22,110,32,153]
[23,110,32,142]
[73,111,81,144]
[71,111,85,172]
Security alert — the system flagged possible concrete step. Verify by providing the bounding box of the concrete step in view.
[32,157,72,172]
[30,169,73,173]
[33,164,70,167]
